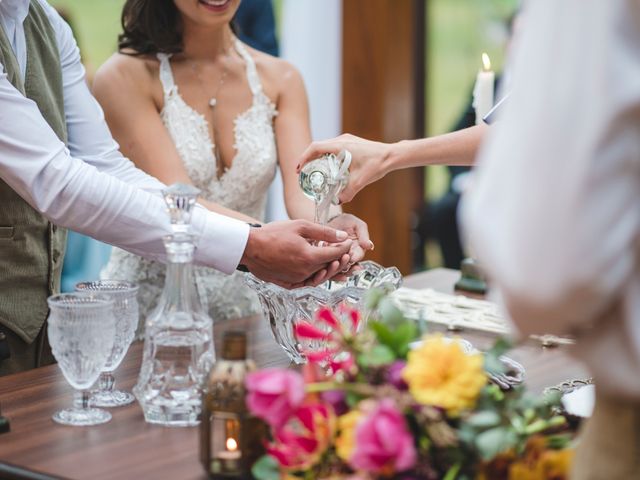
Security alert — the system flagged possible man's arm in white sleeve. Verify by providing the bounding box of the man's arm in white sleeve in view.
[0,64,248,273]
[461,0,640,336]
[40,0,165,192]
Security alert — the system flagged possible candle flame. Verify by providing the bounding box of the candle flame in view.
[482,53,491,72]
[226,437,238,451]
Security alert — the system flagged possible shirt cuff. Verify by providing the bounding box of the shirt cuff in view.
[191,208,250,274]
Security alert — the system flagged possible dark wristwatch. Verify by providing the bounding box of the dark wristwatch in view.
[236,223,262,273]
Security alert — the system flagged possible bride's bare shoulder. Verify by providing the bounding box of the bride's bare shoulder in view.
[244,45,305,96]
[93,52,160,98]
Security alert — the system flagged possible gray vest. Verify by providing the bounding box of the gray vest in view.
[0,0,68,343]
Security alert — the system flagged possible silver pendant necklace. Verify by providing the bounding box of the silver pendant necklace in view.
[190,38,233,177]
[191,49,230,110]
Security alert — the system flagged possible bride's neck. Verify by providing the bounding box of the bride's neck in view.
[181,24,234,61]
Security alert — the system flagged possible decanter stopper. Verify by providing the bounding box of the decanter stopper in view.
[163,183,201,234]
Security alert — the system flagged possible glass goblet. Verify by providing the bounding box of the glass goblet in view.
[47,293,116,426]
[75,280,139,408]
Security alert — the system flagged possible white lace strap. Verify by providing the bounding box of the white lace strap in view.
[234,40,263,96]
[157,53,177,95]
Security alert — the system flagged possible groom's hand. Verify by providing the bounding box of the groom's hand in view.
[240,220,353,288]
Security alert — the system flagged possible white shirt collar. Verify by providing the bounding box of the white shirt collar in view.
[0,0,30,25]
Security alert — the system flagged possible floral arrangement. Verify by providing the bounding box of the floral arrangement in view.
[246,292,574,480]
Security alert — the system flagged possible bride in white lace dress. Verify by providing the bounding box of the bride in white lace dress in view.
[93,0,370,332]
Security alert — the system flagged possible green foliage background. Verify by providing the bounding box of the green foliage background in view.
[49,0,125,67]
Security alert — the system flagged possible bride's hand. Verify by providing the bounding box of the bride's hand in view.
[296,134,393,204]
[304,214,373,285]
[327,213,373,262]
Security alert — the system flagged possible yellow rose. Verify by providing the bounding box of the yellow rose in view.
[335,410,363,462]
[402,334,487,415]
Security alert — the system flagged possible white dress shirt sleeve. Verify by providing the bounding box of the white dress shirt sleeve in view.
[461,0,640,337]
[40,0,165,192]
[0,61,249,274]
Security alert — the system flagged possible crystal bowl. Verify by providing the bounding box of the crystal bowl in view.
[245,261,402,364]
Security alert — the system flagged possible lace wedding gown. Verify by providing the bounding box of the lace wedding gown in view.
[101,40,278,335]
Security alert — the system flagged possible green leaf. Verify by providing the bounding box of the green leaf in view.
[369,321,395,347]
[546,433,572,450]
[443,462,462,480]
[543,389,563,407]
[345,390,361,408]
[392,321,419,357]
[457,425,476,445]
[377,298,406,326]
[359,344,396,367]
[364,288,387,310]
[370,319,418,358]
[467,410,502,429]
[251,455,280,480]
[475,427,518,460]
[487,337,513,357]
[484,353,506,375]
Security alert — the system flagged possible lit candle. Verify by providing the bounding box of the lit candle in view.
[217,436,241,471]
[473,52,495,125]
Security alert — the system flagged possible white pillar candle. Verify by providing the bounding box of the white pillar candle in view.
[473,53,495,125]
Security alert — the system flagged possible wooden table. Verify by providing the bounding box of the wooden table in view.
[0,269,589,480]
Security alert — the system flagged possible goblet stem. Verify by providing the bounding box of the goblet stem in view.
[98,372,115,393]
[74,390,91,412]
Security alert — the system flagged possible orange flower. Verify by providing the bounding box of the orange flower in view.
[507,437,574,480]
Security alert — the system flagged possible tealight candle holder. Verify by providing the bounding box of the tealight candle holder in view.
[200,332,267,479]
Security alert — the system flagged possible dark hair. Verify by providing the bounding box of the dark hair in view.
[118,0,184,55]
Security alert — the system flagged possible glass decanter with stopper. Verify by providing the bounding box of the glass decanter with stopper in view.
[299,149,351,225]
[134,184,215,427]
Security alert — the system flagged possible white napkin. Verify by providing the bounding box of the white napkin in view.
[561,385,595,418]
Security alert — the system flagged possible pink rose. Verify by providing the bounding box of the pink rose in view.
[349,399,417,474]
[267,403,335,471]
[246,369,305,429]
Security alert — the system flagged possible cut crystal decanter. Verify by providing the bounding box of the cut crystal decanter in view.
[134,184,215,427]
[299,150,351,224]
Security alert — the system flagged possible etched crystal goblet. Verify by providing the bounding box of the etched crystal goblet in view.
[75,280,139,407]
[47,293,116,426]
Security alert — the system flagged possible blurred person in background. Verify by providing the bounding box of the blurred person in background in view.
[462,0,640,478]
[234,0,278,56]
[416,12,517,269]
[415,93,493,269]
[94,0,371,331]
